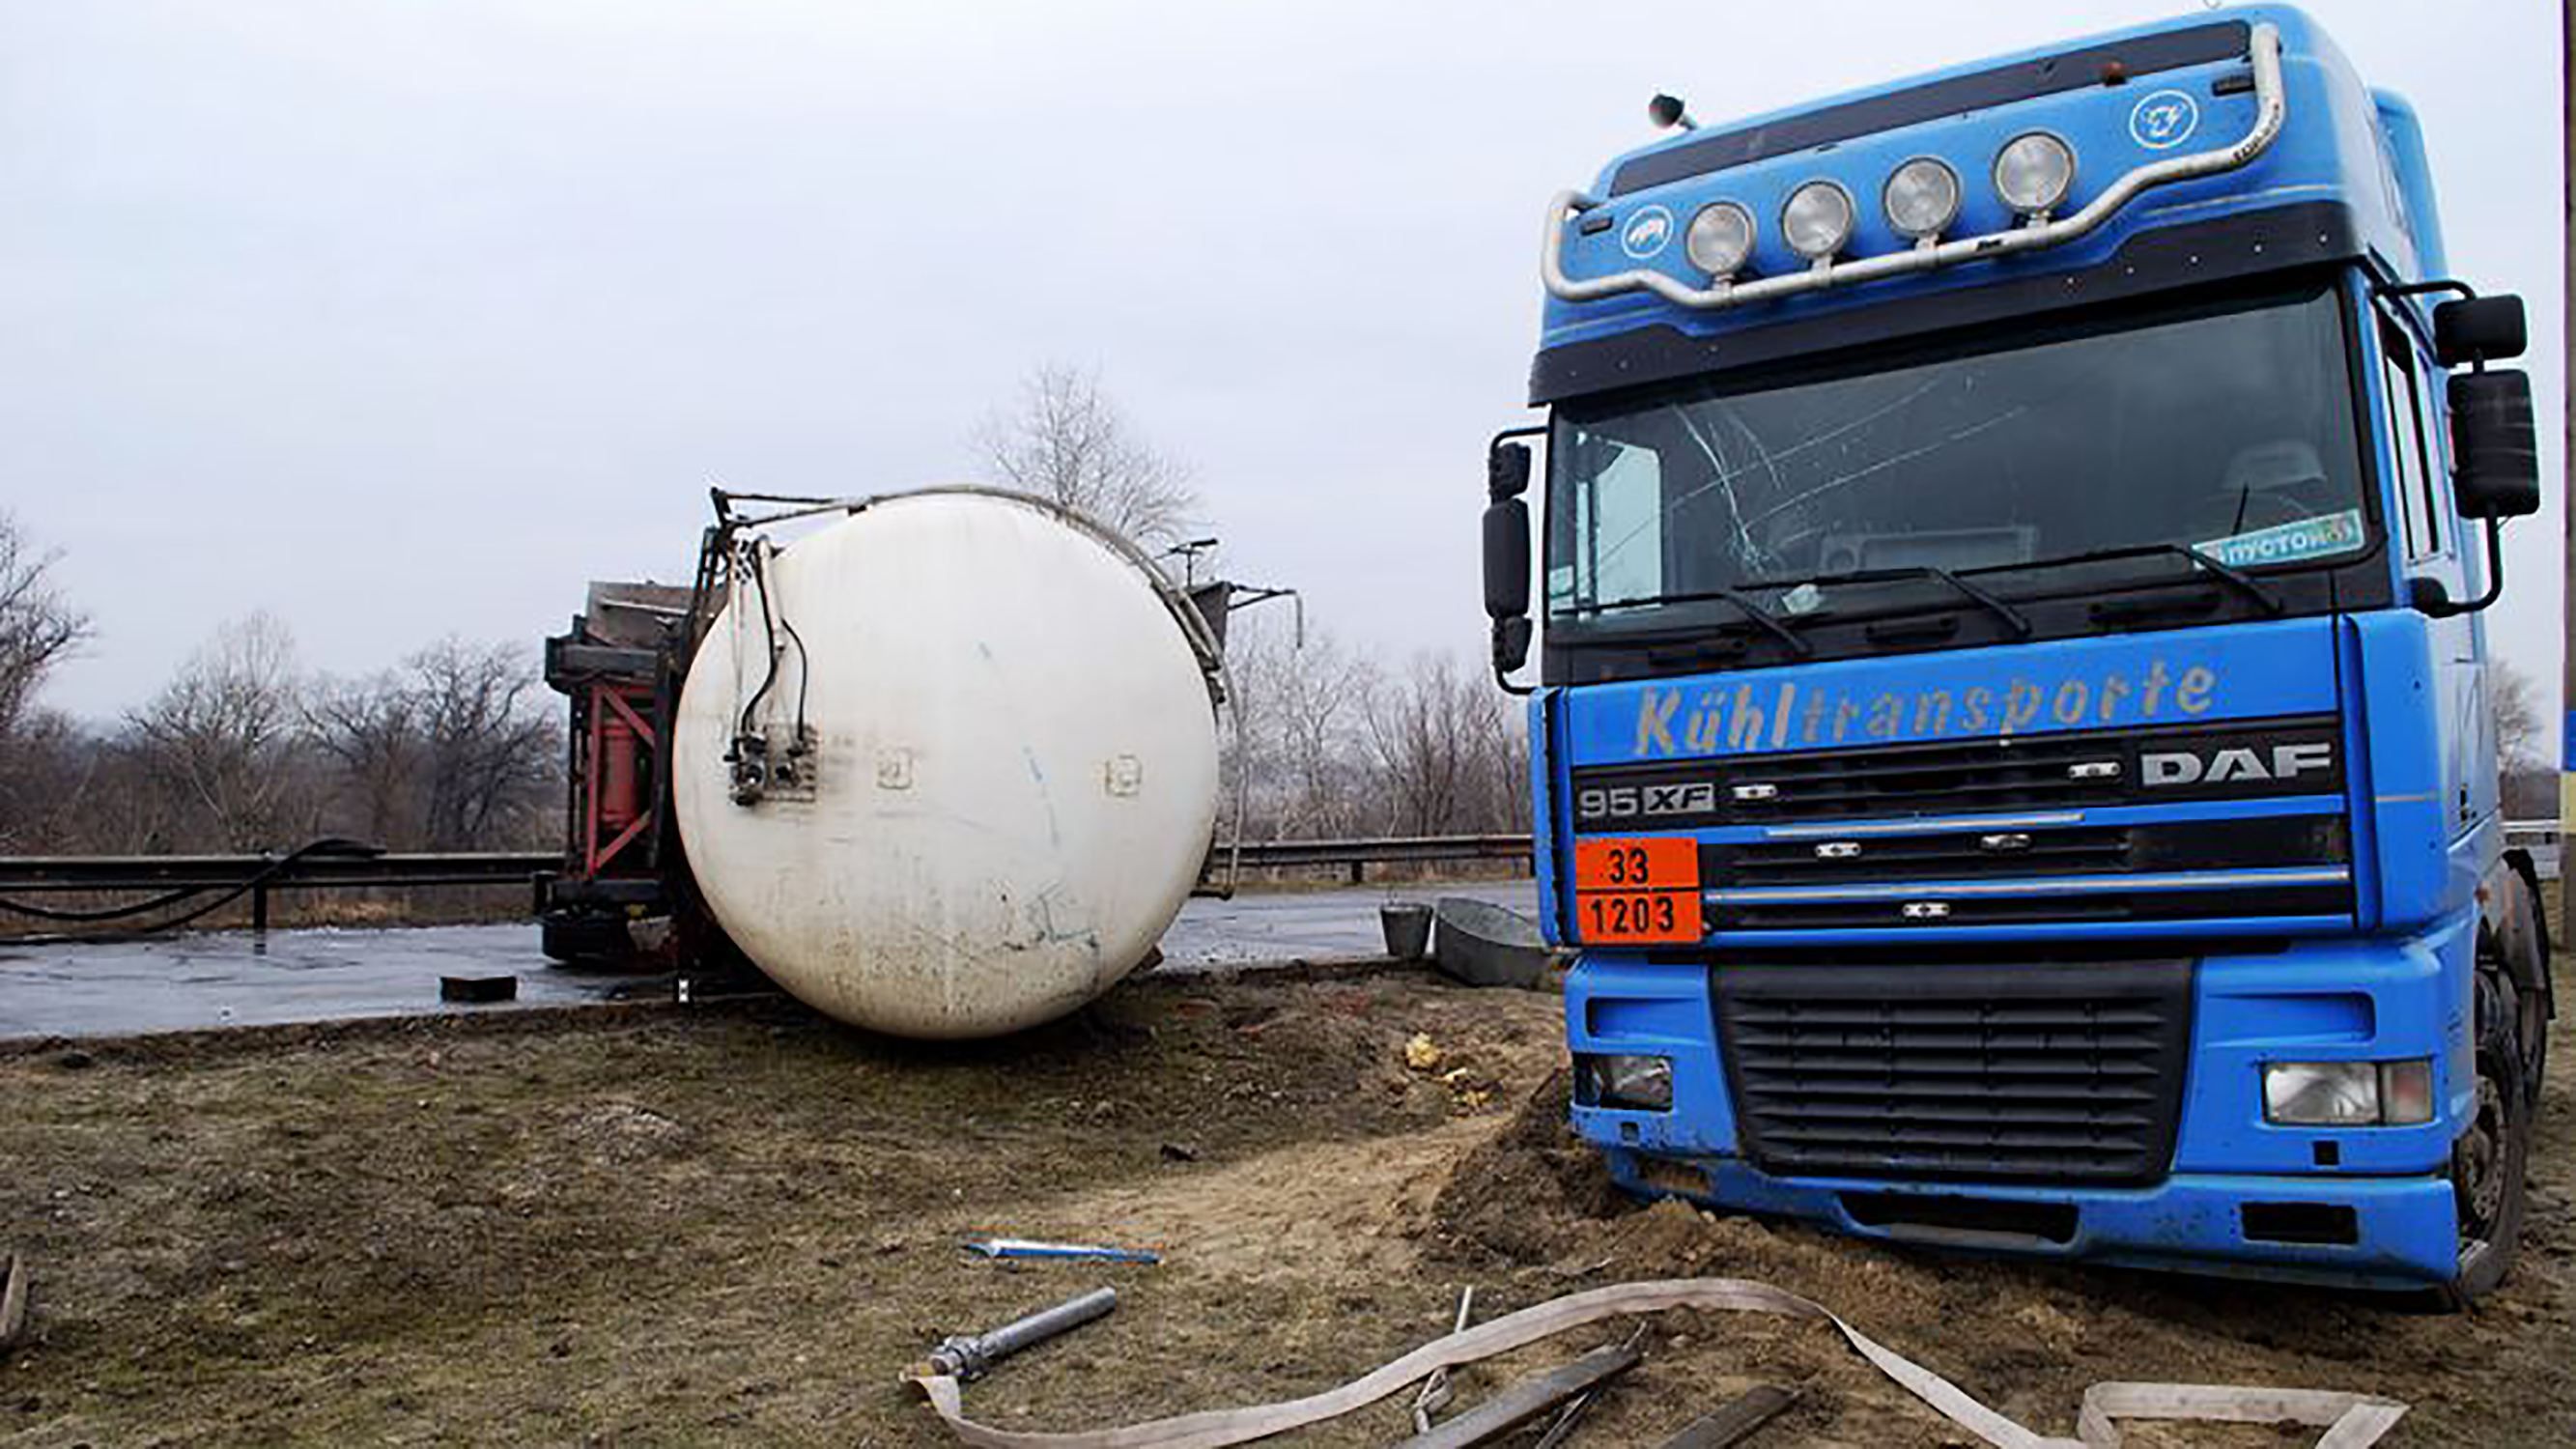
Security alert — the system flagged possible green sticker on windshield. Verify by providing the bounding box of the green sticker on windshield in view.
[2195,508,2365,570]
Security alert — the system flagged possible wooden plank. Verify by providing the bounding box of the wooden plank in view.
[1655,1384,1801,1449]
[1394,1343,1641,1449]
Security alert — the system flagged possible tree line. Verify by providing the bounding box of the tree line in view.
[0,519,559,858]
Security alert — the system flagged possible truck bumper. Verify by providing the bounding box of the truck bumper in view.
[1598,1148,2461,1289]
[1566,921,2479,1292]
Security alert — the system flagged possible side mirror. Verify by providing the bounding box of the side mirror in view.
[1489,440,1532,500]
[1492,615,1534,675]
[2449,369,2540,519]
[1485,440,1535,678]
[1484,496,1531,622]
[2433,295,2527,367]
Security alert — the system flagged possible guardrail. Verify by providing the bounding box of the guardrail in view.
[0,837,1540,929]
[1228,834,1534,885]
[0,848,560,932]
[2505,819,2561,881]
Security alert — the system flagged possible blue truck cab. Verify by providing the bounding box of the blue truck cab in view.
[1480,7,2552,1300]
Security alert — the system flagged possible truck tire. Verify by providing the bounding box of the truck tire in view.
[2493,858,2552,1101]
[540,909,632,966]
[2431,967,2530,1308]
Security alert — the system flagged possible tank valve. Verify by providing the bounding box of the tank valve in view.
[726,732,769,806]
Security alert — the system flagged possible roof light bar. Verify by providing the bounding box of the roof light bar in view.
[1542,20,2286,310]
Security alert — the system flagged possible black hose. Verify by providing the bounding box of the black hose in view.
[737,546,783,737]
[778,611,810,743]
[0,838,384,935]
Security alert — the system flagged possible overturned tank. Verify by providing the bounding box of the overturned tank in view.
[664,488,1225,1038]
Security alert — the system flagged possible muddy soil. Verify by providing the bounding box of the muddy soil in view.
[1,964,2569,1447]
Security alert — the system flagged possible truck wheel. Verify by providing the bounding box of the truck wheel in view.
[2496,865,2552,1101]
[540,909,632,966]
[2434,969,2530,1307]
[2514,886,2550,1101]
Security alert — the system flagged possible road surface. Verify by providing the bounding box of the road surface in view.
[0,882,1540,1040]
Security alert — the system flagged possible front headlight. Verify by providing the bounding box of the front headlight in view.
[1577,1053,1674,1112]
[2262,1059,2434,1126]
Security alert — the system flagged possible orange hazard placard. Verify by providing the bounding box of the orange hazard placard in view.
[1572,837,1700,893]
[1571,837,1703,944]
[1574,888,1704,944]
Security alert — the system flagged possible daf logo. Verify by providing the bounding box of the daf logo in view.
[2140,741,2335,787]
[1620,205,1676,259]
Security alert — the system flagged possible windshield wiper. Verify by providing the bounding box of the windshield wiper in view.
[1565,586,1813,657]
[1802,565,2032,639]
[1983,542,2286,616]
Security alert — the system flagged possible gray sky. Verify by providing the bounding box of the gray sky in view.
[4,1,2562,728]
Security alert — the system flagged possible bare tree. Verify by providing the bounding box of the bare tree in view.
[2490,658,2546,772]
[1362,652,1528,837]
[977,363,1198,543]
[406,638,558,850]
[307,670,422,843]
[126,613,316,849]
[0,512,89,743]
[1228,615,1376,838]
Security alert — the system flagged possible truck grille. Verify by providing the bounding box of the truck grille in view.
[1568,714,2341,830]
[1716,960,2192,1185]
[1707,814,2343,888]
[1725,731,2135,821]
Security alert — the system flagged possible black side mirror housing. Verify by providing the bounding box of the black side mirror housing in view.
[1484,497,1532,623]
[1484,439,1536,678]
[1491,615,1534,675]
[2432,294,2527,367]
[1489,440,1532,500]
[2449,369,2540,519]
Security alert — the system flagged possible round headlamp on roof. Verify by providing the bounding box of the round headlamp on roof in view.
[1994,132,2076,214]
[1684,201,1757,278]
[1882,156,1962,240]
[1781,180,1855,261]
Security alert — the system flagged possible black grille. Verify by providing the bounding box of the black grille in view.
[1714,824,2133,886]
[1716,881,2349,931]
[1726,731,2136,821]
[1716,961,2192,1185]
[1570,715,2341,830]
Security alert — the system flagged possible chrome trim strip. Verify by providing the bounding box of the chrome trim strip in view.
[1543,22,2286,310]
[1762,811,2084,838]
[1708,865,2350,904]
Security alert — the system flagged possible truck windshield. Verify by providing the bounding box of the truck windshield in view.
[1545,280,2369,629]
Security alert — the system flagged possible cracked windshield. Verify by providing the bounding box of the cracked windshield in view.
[1546,280,2368,627]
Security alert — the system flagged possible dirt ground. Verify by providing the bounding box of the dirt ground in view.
[2,961,2570,1447]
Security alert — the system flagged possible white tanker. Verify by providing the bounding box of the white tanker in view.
[665,489,1224,1039]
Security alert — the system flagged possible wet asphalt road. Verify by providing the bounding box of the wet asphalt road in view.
[0,882,1540,1041]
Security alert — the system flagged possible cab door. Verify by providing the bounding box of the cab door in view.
[2372,301,2491,839]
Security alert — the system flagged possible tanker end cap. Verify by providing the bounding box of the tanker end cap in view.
[670,490,1223,1040]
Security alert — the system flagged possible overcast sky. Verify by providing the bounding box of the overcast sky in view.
[3,0,2563,730]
